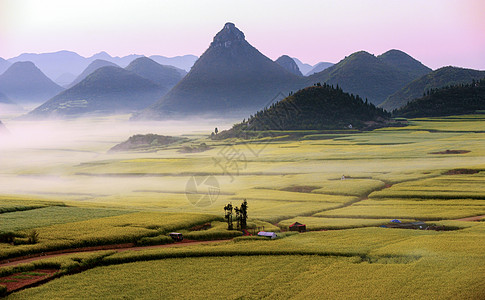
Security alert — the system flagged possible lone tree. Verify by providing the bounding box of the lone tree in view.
[224,203,233,230]
[215,127,218,135]
[235,199,248,230]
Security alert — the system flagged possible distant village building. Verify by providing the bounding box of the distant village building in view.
[341,175,346,180]
[258,231,277,239]
[289,222,306,232]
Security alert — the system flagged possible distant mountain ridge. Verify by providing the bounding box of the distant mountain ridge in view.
[27,66,163,118]
[0,61,64,104]
[275,55,303,76]
[136,23,303,119]
[125,57,184,94]
[393,78,485,118]
[292,58,313,75]
[8,51,197,84]
[0,58,11,75]
[380,66,485,111]
[305,62,334,76]
[306,50,432,105]
[66,59,119,88]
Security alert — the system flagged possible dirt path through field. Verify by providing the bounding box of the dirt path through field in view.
[455,215,485,222]
[0,239,231,268]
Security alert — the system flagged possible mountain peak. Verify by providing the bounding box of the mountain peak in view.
[211,22,246,47]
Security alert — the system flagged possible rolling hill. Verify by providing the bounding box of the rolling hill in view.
[135,23,303,119]
[307,50,431,105]
[275,55,303,76]
[216,83,391,138]
[393,79,485,118]
[380,67,485,111]
[0,61,64,104]
[125,57,185,94]
[27,66,162,118]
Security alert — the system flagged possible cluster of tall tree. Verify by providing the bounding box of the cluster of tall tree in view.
[393,78,485,118]
[216,83,390,138]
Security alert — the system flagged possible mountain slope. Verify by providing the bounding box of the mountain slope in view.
[377,49,431,79]
[0,91,12,104]
[66,59,119,88]
[307,50,430,105]
[275,55,303,76]
[0,61,64,104]
[292,58,313,75]
[149,55,198,72]
[136,23,303,119]
[125,57,184,93]
[306,62,334,76]
[27,66,162,117]
[380,67,485,111]
[393,79,485,118]
[0,58,11,75]
[217,84,390,138]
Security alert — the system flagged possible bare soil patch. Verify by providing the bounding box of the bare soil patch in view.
[1,269,58,293]
[443,169,480,175]
[430,149,470,154]
[281,186,319,193]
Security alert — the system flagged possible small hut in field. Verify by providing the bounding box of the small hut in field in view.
[289,222,306,232]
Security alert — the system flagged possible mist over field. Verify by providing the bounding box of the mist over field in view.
[0,115,235,200]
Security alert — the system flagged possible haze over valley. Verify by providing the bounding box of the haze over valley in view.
[1,1,484,298]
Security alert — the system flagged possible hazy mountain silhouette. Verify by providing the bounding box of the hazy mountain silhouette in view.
[125,57,184,93]
[0,58,11,75]
[136,22,303,119]
[0,61,64,104]
[149,55,198,72]
[7,51,195,84]
[307,50,430,105]
[87,52,143,68]
[216,83,390,138]
[292,58,313,75]
[305,62,334,76]
[66,59,119,88]
[275,55,303,76]
[55,73,77,87]
[8,51,87,83]
[393,78,485,118]
[380,66,485,111]
[27,66,162,118]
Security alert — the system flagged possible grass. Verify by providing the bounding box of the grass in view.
[0,206,133,232]
[6,223,485,299]
[1,115,485,298]
[0,212,220,260]
[278,217,414,230]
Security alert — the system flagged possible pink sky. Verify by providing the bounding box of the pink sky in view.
[1,0,484,70]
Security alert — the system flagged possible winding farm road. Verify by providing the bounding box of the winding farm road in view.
[0,239,231,268]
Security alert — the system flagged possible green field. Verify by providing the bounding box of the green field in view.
[1,115,485,298]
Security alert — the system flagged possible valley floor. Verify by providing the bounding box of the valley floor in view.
[1,114,484,298]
